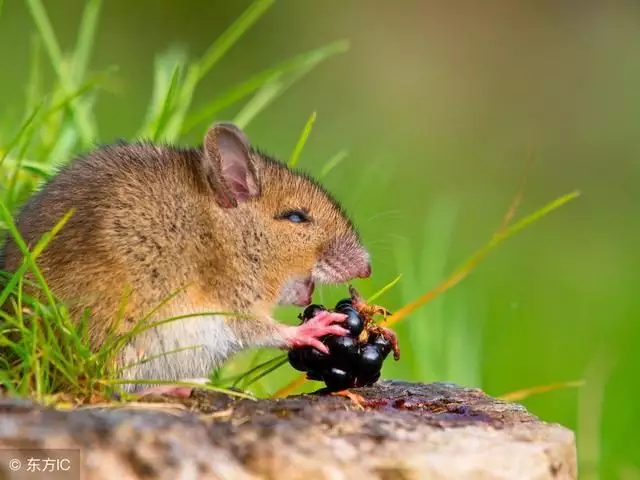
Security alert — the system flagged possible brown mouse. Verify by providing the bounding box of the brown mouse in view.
[0,122,371,396]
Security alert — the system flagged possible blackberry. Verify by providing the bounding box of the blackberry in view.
[334,298,353,311]
[300,304,326,322]
[355,371,380,387]
[322,367,354,391]
[287,349,306,372]
[370,333,392,359]
[340,306,365,336]
[301,346,329,370]
[325,334,359,366]
[357,344,384,377]
[287,288,399,391]
[306,370,323,381]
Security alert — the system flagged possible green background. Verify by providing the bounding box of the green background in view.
[1,1,638,477]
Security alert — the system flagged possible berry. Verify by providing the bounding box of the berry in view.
[355,371,380,387]
[301,346,329,370]
[322,367,354,391]
[288,349,306,372]
[341,307,364,336]
[325,334,359,365]
[370,333,392,359]
[306,370,323,381]
[289,292,397,392]
[334,298,353,311]
[300,304,326,322]
[357,344,383,377]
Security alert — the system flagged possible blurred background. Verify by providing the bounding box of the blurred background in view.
[1,0,638,477]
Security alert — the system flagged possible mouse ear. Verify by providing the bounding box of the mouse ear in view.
[203,122,260,208]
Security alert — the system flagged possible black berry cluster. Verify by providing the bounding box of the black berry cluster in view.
[287,298,394,391]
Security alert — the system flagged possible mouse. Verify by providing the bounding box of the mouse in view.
[0,121,372,397]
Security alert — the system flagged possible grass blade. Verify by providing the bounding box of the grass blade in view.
[0,103,44,169]
[46,68,114,117]
[384,190,581,327]
[271,374,307,398]
[233,78,283,129]
[498,380,585,402]
[25,35,43,118]
[229,354,287,389]
[367,275,402,303]
[162,0,275,141]
[137,46,188,139]
[107,379,256,401]
[24,0,64,67]
[0,204,74,317]
[71,0,102,83]
[150,65,183,141]
[25,0,97,146]
[228,350,267,387]
[4,131,37,208]
[0,66,112,176]
[113,311,243,349]
[115,345,205,375]
[197,0,274,79]
[241,356,289,390]
[233,40,349,129]
[411,197,459,379]
[183,41,350,135]
[288,111,317,167]
[319,150,348,179]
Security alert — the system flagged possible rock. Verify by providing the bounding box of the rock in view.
[0,381,576,479]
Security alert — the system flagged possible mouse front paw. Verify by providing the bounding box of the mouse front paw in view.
[283,311,348,354]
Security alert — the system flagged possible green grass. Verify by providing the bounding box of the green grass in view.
[0,0,352,402]
[0,0,581,444]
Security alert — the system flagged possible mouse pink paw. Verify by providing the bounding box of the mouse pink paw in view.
[284,311,348,354]
[134,378,211,399]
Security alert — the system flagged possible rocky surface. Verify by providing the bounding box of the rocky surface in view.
[0,380,577,479]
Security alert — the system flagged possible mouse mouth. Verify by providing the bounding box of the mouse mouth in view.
[277,276,315,307]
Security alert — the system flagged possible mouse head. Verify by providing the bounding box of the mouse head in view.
[202,122,371,307]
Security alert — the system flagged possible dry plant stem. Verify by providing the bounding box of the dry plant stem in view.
[272,375,308,398]
[347,285,399,359]
[385,184,530,328]
[383,190,582,328]
[368,324,400,361]
[497,145,533,233]
[384,265,468,328]
[498,380,585,402]
[349,285,391,319]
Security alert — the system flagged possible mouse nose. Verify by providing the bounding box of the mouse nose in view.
[357,262,372,279]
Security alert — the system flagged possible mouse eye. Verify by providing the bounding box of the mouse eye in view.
[276,209,312,224]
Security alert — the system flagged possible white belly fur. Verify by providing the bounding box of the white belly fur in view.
[117,312,243,393]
